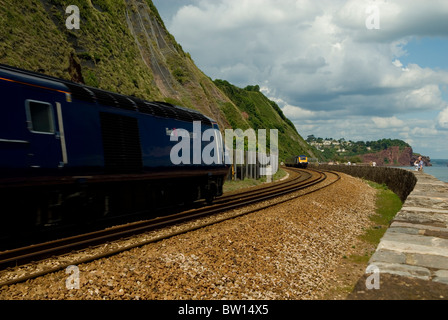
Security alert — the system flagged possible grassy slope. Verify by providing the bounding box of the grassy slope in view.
[0,0,231,126]
[0,0,316,160]
[214,80,318,161]
[350,181,402,264]
[1,0,159,96]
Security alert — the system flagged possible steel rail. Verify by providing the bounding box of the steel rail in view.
[0,168,340,287]
[0,168,305,265]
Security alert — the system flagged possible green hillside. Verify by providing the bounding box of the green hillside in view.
[0,0,316,162]
[214,80,318,161]
[0,0,232,129]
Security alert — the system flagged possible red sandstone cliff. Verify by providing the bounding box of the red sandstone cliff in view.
[361,146,414,166]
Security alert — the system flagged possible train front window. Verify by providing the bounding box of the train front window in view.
[26,100,55,133]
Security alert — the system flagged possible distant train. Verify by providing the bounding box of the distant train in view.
[285,155,308,169]
[0,64,230,236]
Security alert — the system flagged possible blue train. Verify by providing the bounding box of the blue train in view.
[0,64,229,235]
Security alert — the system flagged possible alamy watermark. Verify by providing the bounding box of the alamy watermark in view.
[169,122,279,176]
[66,5,80,30]
[66,265,80,290]
[365,1,380,30]
[365,264,380,290]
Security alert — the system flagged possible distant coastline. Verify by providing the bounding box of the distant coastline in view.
[395,159,448,183]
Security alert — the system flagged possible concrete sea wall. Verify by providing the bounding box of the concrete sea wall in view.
[316,165,417,202]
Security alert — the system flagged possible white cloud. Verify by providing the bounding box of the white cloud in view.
[392,59,403,68]
[438,107,448,130]
[282,104,318,120]
[372,116,404,128]
[334,0,448,41]
[164,0,448,157]
[411,126,439,137]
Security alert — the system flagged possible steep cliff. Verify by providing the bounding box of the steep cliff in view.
[361,146,431,166]
[0,0,230,129]
[213,80,319,160]
[0,0,315,161]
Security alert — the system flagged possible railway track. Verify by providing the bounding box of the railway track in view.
[0,168,340,287]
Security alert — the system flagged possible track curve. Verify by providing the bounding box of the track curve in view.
[0,167,341,286]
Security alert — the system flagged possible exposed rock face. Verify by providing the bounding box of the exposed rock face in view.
[67,53,84,84]
[361,146,415,166]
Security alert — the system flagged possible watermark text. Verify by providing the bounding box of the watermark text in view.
[169,122,279,176]
[66,5,80,30]
[365,2,380,30]
[66,265,80,290]
[365,264,380,290]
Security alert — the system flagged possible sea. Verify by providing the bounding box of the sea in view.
[395,159,448,183]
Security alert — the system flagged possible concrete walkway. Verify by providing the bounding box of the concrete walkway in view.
[350,170,448,299]
[368,171,448,285]
[349,172,448,300]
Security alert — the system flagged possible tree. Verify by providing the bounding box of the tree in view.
[307,135,316,143]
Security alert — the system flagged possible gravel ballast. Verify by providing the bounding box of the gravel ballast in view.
[0,173,377,300]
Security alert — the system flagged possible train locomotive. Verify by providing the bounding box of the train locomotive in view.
[285,155,308,169]
[0,64,230,236]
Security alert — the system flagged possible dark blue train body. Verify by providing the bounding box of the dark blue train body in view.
[0,64,229,235]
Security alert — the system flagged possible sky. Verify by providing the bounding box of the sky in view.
[152,0,448,159]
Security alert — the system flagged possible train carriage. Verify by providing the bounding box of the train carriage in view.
[0,64,229,235]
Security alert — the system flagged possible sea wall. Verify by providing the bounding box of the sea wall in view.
[316,165,417,202]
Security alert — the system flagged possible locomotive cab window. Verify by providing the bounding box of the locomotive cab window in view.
[26,100,55,133]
